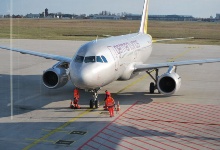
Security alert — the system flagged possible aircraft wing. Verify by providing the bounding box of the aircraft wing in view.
[134,58,220,72]
[153,37,194,43]
[0,46,72,63]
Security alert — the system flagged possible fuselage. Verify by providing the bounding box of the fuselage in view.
[70,33,152,90]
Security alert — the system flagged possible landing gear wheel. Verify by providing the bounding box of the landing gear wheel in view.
[150,82,155,94]
[90,99,94,108]
[95,100,99,108]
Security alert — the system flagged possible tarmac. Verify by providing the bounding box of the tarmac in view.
[0,39,220,150]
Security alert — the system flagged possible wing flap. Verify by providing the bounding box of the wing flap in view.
[0,46,72,63]
[135,58,220,72]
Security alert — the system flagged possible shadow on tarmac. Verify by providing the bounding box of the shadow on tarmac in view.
[0,74,180,118]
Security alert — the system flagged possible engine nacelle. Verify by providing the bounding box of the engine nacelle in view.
[43,63,69,89]
[157,72,181,95]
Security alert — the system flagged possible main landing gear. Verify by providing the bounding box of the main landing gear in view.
[89,89,100,109]
[146,69,159,94]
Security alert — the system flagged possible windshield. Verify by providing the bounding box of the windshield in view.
[101,56,108,63]
[74,55,84,63]
[84,56,95,63]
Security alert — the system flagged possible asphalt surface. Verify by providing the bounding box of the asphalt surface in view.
[0,39,220,150]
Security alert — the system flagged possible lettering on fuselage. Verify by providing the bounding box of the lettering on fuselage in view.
[109,40,140,55]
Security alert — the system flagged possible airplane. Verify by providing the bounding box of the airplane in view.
[1,0,220,109]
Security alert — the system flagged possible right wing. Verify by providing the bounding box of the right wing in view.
[153,37,194,43]
[0,46,72,63]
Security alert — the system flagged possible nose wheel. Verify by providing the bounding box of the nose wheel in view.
[89,91,100,109]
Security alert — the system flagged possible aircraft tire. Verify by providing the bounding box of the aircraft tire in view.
[95,100,99,108]
[90,99,94,108]
[150,82,155,94]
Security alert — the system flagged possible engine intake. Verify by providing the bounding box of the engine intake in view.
[43,62,69,89]
[157,72,181,95]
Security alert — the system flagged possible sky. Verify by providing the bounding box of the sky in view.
[0,0,219,18]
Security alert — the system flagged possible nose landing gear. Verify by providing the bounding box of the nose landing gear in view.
[89,89,100,109]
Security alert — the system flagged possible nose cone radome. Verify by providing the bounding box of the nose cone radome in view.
[71,66,98,89]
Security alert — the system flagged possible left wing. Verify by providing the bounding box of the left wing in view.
[134,58,220,72]
[0,46,72,63]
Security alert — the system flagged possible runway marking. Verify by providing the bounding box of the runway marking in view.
[23,108,93,150]
[80,102,220,150]
[55,140,75,145]
[70,131,87,135]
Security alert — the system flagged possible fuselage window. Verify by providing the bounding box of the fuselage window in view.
[96,56,103,63]
[75,55,84,63]
[101,56,108,63]
[85,56,95,63]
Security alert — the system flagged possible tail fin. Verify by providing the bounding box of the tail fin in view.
[139,0,150,34]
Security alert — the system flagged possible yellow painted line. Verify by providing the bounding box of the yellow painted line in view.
[117,73,150,94]
[42,129,69,133]
[25,138,55,144]
[167,49,192,62]
[23,108,92,150]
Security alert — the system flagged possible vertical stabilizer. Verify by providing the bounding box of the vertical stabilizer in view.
[139,0,149,34]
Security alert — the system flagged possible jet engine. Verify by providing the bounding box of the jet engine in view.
[42,62,69,89]
[157,67,181,95]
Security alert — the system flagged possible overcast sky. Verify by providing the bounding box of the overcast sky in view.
[0,0,219,18]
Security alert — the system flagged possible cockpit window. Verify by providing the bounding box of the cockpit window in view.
[96,56,103,63]
[101,56,108,63]
[75,55,84,63]
[84,56,95,63]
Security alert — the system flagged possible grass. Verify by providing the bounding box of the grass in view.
[0,18,220,45]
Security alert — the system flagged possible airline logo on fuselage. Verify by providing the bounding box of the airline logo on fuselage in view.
[108,40,140,55]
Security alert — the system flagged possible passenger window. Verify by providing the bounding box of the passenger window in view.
[96,56,103,63]
[75,55,84,63]
[101,56,108,63]
[85,56,95,63]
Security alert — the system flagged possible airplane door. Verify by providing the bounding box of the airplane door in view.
[108,46,119,71]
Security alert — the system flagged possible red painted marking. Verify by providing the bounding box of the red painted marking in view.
[113,121,181,150]
[97,135,132,150]
[91,139,114,150]
[106,127,162,150]
[101,131,149,150]
[157,103,220,123]
[137,103,220,125]
[116,117,198,150]
[161,103,220,119]
[85,143,98,150]
[78,101,139,150]
[79,102,220,150]
[130,107,220,146]
[127,109,218,149]
[122,113,215,150]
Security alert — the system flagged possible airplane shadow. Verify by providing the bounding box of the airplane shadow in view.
[0,73,181,118]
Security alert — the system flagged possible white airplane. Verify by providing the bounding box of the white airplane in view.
[1,0,220,108]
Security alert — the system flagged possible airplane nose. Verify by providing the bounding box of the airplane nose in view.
[72,67,97,89]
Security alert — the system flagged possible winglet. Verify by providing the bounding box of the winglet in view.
[139,0,150,34]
